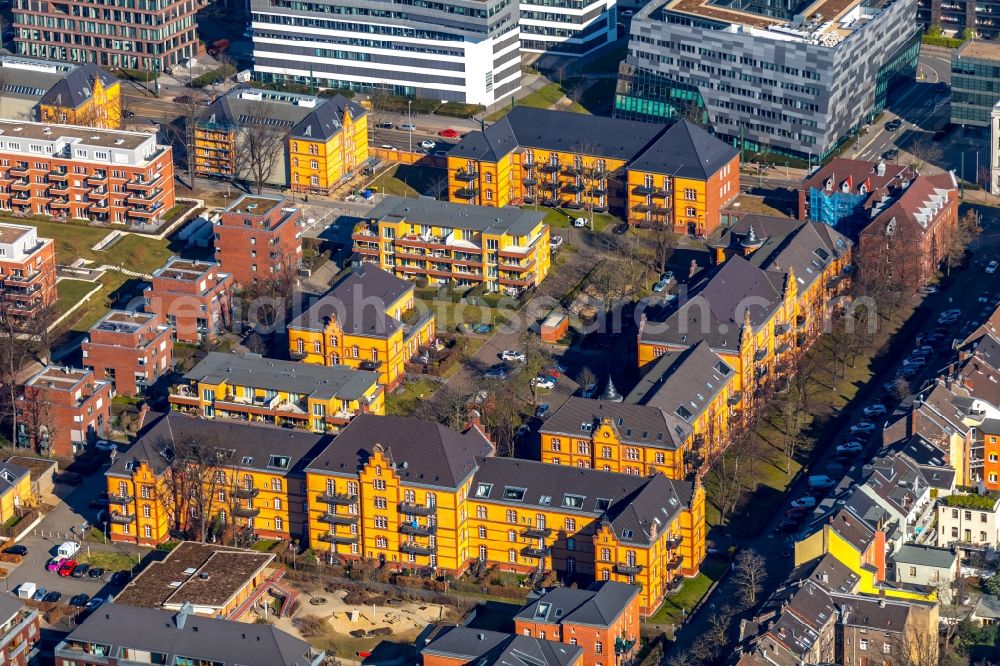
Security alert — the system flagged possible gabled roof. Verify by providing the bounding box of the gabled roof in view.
[287,264,412,336]
[39,63,118,109]
[421,626,582,665]
[305,414,494,489]
[629,120,738,179]
[541,397,689,451]
[861,172,957,240]
[470,459,692,546]
[626,341,735,424]
[514,582,640,627]
[107,412,331,478]
[289,94,365,141]
[0,462,29,495]
[893,544,956,569]
[62,603,320,666]
[826,506,877,553]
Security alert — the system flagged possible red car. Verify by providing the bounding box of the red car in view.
[438,128,459,139]
[57,560,77,577]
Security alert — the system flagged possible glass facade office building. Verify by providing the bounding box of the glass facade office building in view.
[951,40,1000,128]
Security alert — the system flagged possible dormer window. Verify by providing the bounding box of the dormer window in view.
[475,483,493,498]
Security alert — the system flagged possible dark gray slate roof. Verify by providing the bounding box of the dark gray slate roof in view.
[289,94,365,141]
[515,581,640,627]
[471,458,692,546]
[629,120,739,179]
[306,414,494,489]
[0,462,28,495]
[893,544,957,569]
[107,412,331,478]
[976,594,1000,620]
[367,195,546,236]
[421,626,582,665]
[640,255,786,353]
[451,106,665,163]
[39,63,118,108]
[63,603,320,666]
[542,397,689,451]
[184,352,379,401]
[287,264,411,336]
[626,341,735,424]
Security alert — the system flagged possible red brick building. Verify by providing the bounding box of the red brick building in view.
[514,582,641,666]
[13,0,199,71]
[0,120,174,227]
[82,310,173,397]
[213,194,302,288]
[0,594,39,666]
[16,366,112,458]
[0,222,56,322]
[144,257,234,344]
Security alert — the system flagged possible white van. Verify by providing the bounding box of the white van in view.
[16,582,34,600]
[57,541,80,559]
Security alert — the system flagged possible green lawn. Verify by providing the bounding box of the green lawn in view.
[366,165,431,198]
[14,218,173,274]
[77,548,143,572]
[524,205,618,232]
[385,377,440,415]
[55,279,99,317]
[649,557,729,624]
[485,83,589,122]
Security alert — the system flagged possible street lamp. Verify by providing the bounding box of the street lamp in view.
[408,100,412,154]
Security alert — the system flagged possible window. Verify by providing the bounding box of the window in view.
[601,446,612,459]
[142,505,151,518]
[909,566,917,576]
[566,538,575,551]
[477,506,487,519]
[479,526,487,538]
[374,479,387,491]
[274,498,282,511]
[509,549,517,563]
[275,517,283,531]
[376,536,388,548]
[375,516,388,529]
[144,525,152,538]
[595,641,603,654]
[508,530,516,542]
[686,206,697,217]
[577,442,590,455]
[883,643,891,654]
[655,452,665,464]
[859,639,868,650]
[565,518,576,531]
[601,548,611,561]
[374,497,387,509]
[550,438,562,452]
[506,510,517,523]
[271,478,282,491]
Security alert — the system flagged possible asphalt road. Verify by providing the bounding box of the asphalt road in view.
[668,205,1000,659]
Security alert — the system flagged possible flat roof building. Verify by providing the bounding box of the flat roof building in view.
[144,257,234,343]
[16,365,112,458]
[0,223,56,322]
[952,39,1000,128]
[615,0,920,160]
[82,310,173,397]
[214,194,303,287]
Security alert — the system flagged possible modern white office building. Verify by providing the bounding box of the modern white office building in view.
[519,0,618,55]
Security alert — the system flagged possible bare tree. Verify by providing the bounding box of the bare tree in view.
[425,174,450,200]
[578,366,597,394]
[942,208,982,276]
[16,384,58,455]
[237,250,299,330]
[0,301,55,449]
[155,434,230,542]
[732,548,767,609]
[654,225,679,273]
[711,418,760,525]
[234,123,286,195]
[478,378,523,457]
[907,138,943,173]
[244,331,268,355]
[166,93,209,187]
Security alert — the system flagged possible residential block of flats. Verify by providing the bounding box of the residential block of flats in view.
[0,119,174,226]
[446,109,739,236]
[0,222,56,322]
[143,257,234,343]
[0,463,31,527]
[213,194,303,288]
[353,196,551,294]
[0,594,39,666]
[15,366,112,458]
[195,88,368,195]
[616,0,919,161]
[55,602,324,666]
[168,351,384,432]
[13,0,199,71]
[0,56,121,129]
[937,490,1000,547]
[304,414,705,616]
[799,159,958,288]
[106,413,333,546]
[287,264,436,389]
[81,310,173,397]
[422,625,583,666]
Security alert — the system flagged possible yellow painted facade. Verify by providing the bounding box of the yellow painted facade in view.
[0,471,31,525]
[107,460,172,546]
[193,125,236,180]
[540,417,686,479]
[287,280,435,390]
[353,210,551,294]
[289,106,369,195]
[38,75,122,130]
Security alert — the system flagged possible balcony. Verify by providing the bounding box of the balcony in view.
[615,563,643,575]
[499,276,534,288]
[500,259,535,273]
[8,166,28,178]
[454,187,479,199]
[523,176,538,186]
[126,174,162,190]
[454,169,478,181]
[562,183,584,194]
[234,487,259,499]
[562,166,584,177]
[632,203,652,213]
[2,272,41,288]
[233,506,260,518]
[521,526,552,539]
[108,493,133,505]
[522,545,550,559]
[400,522,436,536]
[319,512,359,525]
[109,512,136,525]
[48,171,69,182]
[667,534,683,549]
[795,314,807,327]
[633,185,654,196]
[316,490,356,506]
[399,501,436,515]
[523,160,536,170]
[318,533,357,545]
[401,541,435,556]
[774,323,790,336]
[667,557,683,571]
[539,163,560,174]
[87,172,108,185]
[541,181,560,191]
[9,180,30,191]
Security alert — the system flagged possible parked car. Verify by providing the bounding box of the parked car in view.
[903,356,925,369]
[532,376,556,390]
[419,140,436,150]
[88,567,105,579]
[863,404,887,417]
[897,366,918,379]
[885,119,902,131]
[58,560,77,577]
[535,403,550,419]
[85,597,106,611]
[836,441,864,455]
[661,271,675,283]
[45,558,64,573]
[438,128,460,138]
[849,421,876,435]
[484,364,509,380]
[2,545,26,556]
[790,496,817,509]
[375,121,394,129]
[399,123,416,131]
[573,217,587,228]
[71,563,91,578]
[473,323,492,335]
[652,279,667,293]
[808,475,836,490]
[43,591,61,603]
[918,285,939,295]
[882,148,899,160]
[550,235,564,249]
[69,594,90,607]
[31,588,47,602]
[500,350,526,362]
[988,260,999,275]
[110,571,130,586]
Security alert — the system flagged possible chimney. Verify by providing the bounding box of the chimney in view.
[174,601,194,630]
[467,410,489,441]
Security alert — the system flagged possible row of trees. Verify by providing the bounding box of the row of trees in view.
[0,300,58,455]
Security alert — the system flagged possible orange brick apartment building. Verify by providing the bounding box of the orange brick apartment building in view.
[0,222,55,321]
[0,594,39,666]
[16,366,112,457]
[144,257,234,343]
[0,119,174,226]
[213,194,302,288]
[82,310,173,396]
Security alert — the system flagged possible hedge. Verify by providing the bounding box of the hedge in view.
[117,68,160,82]
[188,64,236,89]
[922,34,963,48]
[436,102,486,119]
